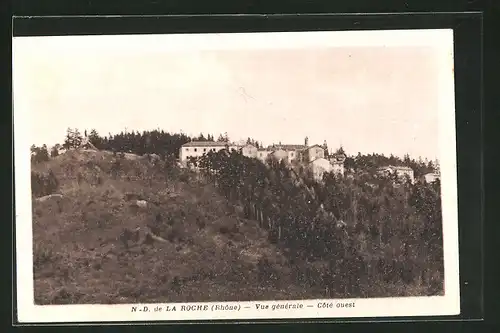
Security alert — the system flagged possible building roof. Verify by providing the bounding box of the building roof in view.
[424,172,440,176]
[305,144,325,150]
[329,153,347,162]
[280,144,307,151]
[182,141,228,147]
[309,157,330,164]
[266,144,307,151]
[377,165,414,171]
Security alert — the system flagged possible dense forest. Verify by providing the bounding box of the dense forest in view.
[30,127,443,297]
[194,149,443,296]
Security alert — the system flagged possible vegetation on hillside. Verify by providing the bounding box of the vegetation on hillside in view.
[31,150,312,304]
[195,149,443,297]
[30,127,443,303]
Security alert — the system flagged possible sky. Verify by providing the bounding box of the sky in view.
[13,31,454,160]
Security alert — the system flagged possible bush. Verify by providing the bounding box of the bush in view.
[31,170,59,198]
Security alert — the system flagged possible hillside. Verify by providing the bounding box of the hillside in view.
[31,149,310,304]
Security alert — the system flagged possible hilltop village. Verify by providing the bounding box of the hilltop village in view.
[179,137,348,182]
[179,136,441,184]
[30,128,444,305]
[37,130,440,185]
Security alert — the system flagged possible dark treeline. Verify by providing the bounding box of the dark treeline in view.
[30,145,50,164]
[84,129,261,159]
[88,129,192,158]
[29,128,219,160]
[195,149,443,298]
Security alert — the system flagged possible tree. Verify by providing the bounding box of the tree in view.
[336,145,345,155]
[217,134,226,142]
[63,128,84,149]
[50,144,60,157]
[73,128,83,148]
[62,128,73,149]
[88,129,101,147]
[193,133,206,142]
[30,144,50,163]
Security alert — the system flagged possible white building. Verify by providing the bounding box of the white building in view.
[423,172,440,183]
[309,157,334,182]
[179,141,228,162]
[241,144,258,158]
[179,137,346,183]
[377,166,415,184]
[256,149,272,162]
[268,148,289,163]
[301,144,326,163]
[329,153,347,176]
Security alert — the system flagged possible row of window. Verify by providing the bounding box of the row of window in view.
[185,147,320,155]
[184,147,237,153]
[185,147,211,152]
[184,148,321,160]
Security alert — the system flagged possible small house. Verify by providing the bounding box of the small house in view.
[240,144,258,158]
[302,144,326,163]
[268,149,289,163]
[179,141,227,162]
[423,172,440,183]
[377,165,415,184]
[309,157,334,182]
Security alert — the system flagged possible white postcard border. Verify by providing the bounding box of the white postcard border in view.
[14,28,460,323]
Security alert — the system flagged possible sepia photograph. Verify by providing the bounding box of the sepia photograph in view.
[13,29,460,322]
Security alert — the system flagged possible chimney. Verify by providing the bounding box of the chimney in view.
[304,136,309,147]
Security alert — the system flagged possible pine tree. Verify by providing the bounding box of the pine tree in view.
[31,144,49,163]
[63,128,73,149]
[50,144,60,158]
[88,129,101,148]
[73,129,83,148]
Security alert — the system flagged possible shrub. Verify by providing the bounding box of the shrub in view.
[197,149,444,297]
[31,170,59,198]
[33,242,60,272]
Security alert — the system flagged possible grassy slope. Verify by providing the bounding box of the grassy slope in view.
[32,150,309,304]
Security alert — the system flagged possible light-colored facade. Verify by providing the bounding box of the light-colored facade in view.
[309,157,334,182]
[329,153,347,176]
[241,144,258,158]
[288,150,298,162]
[423,172,440,183]
[179,141,228,162]
[302,145,325,162]
[179,137,345,182]
[257,149,272,162]
[377,166,415,184]
[268,149,289,163]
